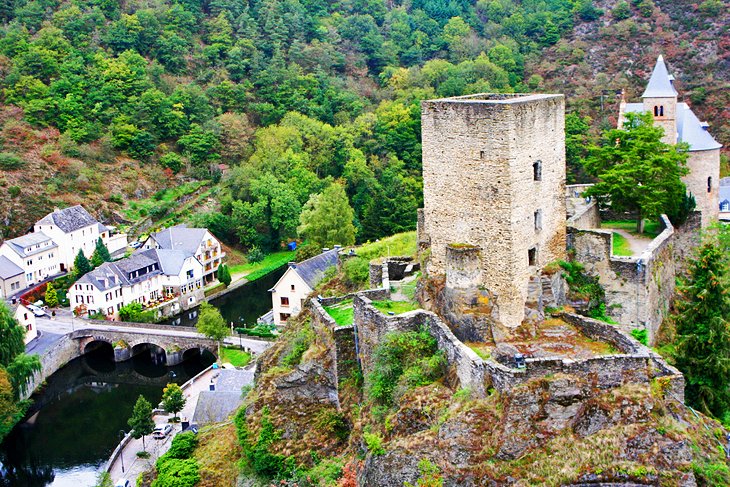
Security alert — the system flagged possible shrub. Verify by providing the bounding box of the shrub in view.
[295,242,320,261]
[108,194,124,205]
[152,458,199,487]
[363,432,385,455]
[166,432,198,459]
[8,186,21,198]
[246,246,264,264]
[366,326,446,406]
[236,406,293,479]
[343,257,369,286]
[159,152,183,173]
[281,326,312,367]
[631,328,648,345]
[612,0,631,19]
[0,153,23,170]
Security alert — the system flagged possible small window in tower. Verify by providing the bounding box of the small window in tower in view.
[528,247,537,266]
[708,177,712,193]
[534,210,543,231]
[659,106,664,117]
[654,106,659,116]
[480,150,485,159]
[533,161,542,181]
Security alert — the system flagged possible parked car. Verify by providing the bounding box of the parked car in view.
[114,479,131,487]
[152,423,172,439]
[130,241,143,249]
[26,304,47,317]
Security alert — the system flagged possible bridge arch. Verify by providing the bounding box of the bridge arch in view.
[82,337,114,355]
[130,342,167,366]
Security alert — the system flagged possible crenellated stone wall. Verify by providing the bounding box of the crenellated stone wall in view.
[351,292,683,400]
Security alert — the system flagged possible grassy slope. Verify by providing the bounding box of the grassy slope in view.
[220,347,252,367]
[612,232,633,256]
[229,250,296,281]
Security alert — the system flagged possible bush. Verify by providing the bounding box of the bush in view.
[295,242,320,261]
[152,458,200,487]
[236,406,293,479]
[366,326,446,406]
[0,153,23,170]
[8,186,21,198]
[631,328,648,345]
[159,152,183,173]
[166,431,198,459]
[343,257,369,286]
[363,432,385,455]
[246,246,264,264]
[612,0,631,19]
[281,326,313,367]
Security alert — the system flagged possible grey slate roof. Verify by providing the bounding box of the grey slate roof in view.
[0,256,23,279]
[76,249,162,291]
[720,185,730,208]
[192,391,242,424]
[642,55,678,98]
[155,249,190,276]
[3,232,57,258]
[623,102,722,151]
[290,248,340,289]
[150,225,208,255]
[36,205,99,233]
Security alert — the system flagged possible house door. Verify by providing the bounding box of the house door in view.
[60,263,66,272]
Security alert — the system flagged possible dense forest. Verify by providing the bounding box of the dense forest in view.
[0,0,727,251]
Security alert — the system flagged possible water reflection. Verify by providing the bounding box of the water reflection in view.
[0,343,214,486]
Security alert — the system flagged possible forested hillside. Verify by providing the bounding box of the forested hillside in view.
[0,0,727,249]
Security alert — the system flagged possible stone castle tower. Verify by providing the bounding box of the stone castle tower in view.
[419,94,567,329]
[619,55,722,225]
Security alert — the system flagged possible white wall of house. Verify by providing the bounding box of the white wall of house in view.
[196,230,225,281]
[0,242,60,286]
[0,273,26,299]
[105,233,129,255]
[271,267,312,326]
[35,222,100,272]
[160,257,204,308]
[69,274,167,319]
[15,305,37,345]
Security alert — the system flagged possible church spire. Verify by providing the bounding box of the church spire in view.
[642,55,678,98]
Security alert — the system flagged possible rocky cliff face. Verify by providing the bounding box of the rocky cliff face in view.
[238,309,729,486]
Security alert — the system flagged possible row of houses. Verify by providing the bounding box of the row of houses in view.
[68,225,225,320]
[0,206,128,299]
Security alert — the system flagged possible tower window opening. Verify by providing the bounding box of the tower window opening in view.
[528,247,537,266]
[708,176,712,193]
[654,106,659,116]
[533,161,542,181]
[659,106,664,116]
[534,210,543,231]
[480,150,485,159]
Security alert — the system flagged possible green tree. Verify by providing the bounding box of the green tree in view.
[128,395,155,451]
[612,0,631,19]
[161,383,186,422]
[74,249,92,277]
[44,282,58,308]
[584,112,689,233]
[91,237,111,267]
[196,302,228,357]
[0,302,26,368]
[216,264,231,287]
[674,237,730,419]
[298,182,356,248]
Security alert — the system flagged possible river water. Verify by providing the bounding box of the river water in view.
[0,266,285,486]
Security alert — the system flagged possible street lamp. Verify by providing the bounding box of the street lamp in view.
[119,430,127,473]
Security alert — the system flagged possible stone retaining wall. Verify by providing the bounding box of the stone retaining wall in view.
[567,200,600,230]
[352,293,683,399]
[23,333,79,400]
[567,215,677,343]
[368,257,420,289]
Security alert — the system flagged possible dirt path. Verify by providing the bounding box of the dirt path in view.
[608,228,652,256]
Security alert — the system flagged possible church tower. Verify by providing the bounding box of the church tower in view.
[642,55,678,145]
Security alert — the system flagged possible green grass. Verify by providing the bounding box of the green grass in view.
[466,342,492,360]
[356,232,417,261]
[601,219,661,238]
[229,250,296,281]
[371,299,420,315]
[612,232,633,256]
[122,181,206,222]
[324,299,354,326]
[397,272,420,301]
[220,347,252,367]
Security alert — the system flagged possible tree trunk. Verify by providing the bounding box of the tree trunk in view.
[637,216,645,234]
[142,435,146,451]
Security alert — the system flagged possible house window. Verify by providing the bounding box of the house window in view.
[533,161,542,181]
[26,273,32,281]
[721,201,730,212]
[528,247,537,266]
[26,260,32,266]
[107,307,113,315]
[291,284,295,291]
[281,297,290,306]
[534,209,543,231]
[23,313,28,320]
[280,313,291,322]
[187,269,194,279]
[708,176,712,193]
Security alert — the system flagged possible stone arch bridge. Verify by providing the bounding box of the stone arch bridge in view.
[73,328,217,367]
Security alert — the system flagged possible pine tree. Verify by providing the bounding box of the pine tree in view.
[217,264,231,287]
[128,395,155,451]
[674,240,730,419]
[161,383,186,421]
[44,282,58,308]
[91,237,112,268]
[74,249,92,278]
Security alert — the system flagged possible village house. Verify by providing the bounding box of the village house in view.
[270,248,340,326]
[68,248,205,320]
[35,205,128,272]
[12,302,37,345]
[0,255,27,299]
[0,232,60,287]
[141,225,224,284]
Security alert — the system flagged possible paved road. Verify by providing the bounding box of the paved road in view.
[26,310,273,355]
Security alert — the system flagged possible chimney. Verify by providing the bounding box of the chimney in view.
[700,122,710,131]
[334,245,341,249]
[288,262,297,269]
[322,248,330,253]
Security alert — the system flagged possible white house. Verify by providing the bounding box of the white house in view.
[34,205,123,272]
[0,255,27,299]
[270,248,340,326]
[142,225,224,284]
[68,248,204,320]
[12,303,37,345]
[0,232,60,286]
